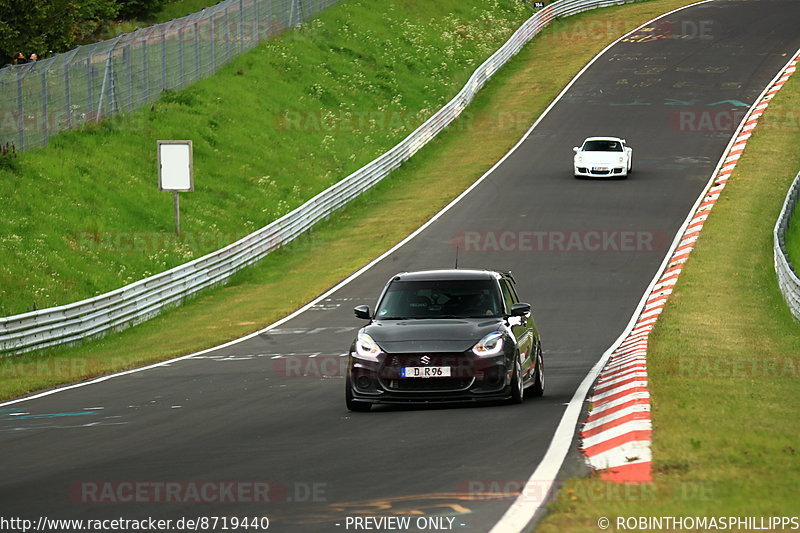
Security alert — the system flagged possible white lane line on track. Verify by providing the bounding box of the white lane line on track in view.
[1,3,792,533]
[0,1,714,531]
[3,4,689,409]
[577,31,800,486]
[489,2,800,531]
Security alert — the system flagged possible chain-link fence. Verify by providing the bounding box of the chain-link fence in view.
[0,0,339,152]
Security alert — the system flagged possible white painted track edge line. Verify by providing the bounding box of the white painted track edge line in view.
[491,6,800,533]
[575,47,800,476]
[0,8,795,533]
[485,0,720,530]
[0,0,695,409]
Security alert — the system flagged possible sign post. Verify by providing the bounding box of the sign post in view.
[157,140,194,236]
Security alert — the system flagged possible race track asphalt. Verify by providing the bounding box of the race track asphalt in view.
[2,1,800,531]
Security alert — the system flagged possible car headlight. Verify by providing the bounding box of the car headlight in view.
[354,332,382,361]
[472,332,504,356]
[618,156,624,163]
[576,155,583,164]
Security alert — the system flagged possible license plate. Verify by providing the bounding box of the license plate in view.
[400,366,451,378]
[592,166,607,171]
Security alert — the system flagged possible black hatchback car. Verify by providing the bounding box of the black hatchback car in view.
[345,269,544,411]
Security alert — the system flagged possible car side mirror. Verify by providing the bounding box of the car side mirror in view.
[572,147,580,153]
[354,305,371,320]
[510,302,531,317]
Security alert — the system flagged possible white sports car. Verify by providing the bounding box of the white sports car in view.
[573,137,632,179]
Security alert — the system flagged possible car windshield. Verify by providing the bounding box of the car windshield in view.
[582,140,622,152]
[376,280,503,319]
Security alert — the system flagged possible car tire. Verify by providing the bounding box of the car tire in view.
[345,377,371,412]
[529,345,545,398]
[510,358,524,404]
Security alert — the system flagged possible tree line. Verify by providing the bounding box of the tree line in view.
[0,0,168,65]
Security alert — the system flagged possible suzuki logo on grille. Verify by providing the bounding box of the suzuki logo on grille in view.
[420,355,431,365]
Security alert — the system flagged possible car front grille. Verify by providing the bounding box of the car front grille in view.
[384,377,474,391]
[379,353,475,392]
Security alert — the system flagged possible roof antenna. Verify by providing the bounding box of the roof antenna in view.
[455,244,459,269]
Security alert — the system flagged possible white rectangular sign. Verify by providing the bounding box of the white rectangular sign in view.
[158,140,194,191]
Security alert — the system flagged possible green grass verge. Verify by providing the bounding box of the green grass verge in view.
[0,0,530,317]
[0,0,699,401]
[537,51,800,532]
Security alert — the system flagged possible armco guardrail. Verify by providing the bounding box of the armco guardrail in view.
[775,170,800,320]
[0,0,642,355]
[0,0,338,151]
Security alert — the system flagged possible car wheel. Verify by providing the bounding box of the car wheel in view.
[510,357,524,404]
[345,376,371,412]
[530,345,545,397]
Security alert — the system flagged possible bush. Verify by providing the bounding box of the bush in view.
[0,0,119,63]
[116,0,168,19]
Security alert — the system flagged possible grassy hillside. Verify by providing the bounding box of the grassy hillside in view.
[0,0,530,316]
